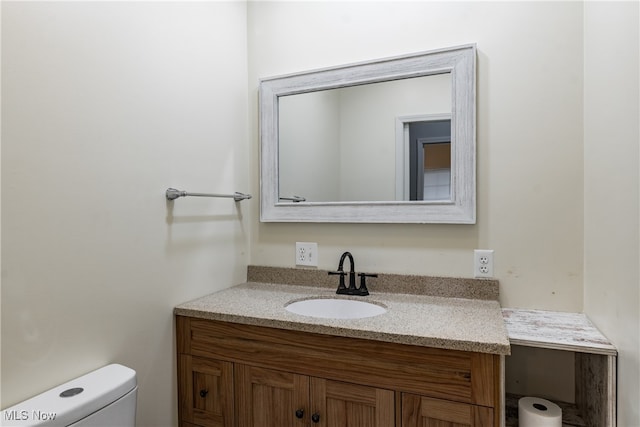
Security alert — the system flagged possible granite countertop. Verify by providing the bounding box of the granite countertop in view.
[175,269,510,355]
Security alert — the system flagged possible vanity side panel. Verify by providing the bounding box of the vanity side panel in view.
[188,319,494,406]
[177,315,191,354]
[176,316,191,425]
[471,353,496,407]
[575,352,616,427]
[177,354,192,425]
[498,355,505,427]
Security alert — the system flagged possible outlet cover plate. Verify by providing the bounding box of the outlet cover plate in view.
[474,249,494,278]
[296,242,318,267]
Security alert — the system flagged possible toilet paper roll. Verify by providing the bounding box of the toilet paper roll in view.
[518,396,562,427]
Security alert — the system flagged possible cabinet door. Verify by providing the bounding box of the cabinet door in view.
[311,378,395,427]
[178,355,234,427]
[401,394,493,427]
[236,365,309,427]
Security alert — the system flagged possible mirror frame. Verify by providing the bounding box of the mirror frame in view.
[259,44,476,224]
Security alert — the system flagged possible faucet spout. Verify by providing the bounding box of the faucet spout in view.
[338,252,356,290]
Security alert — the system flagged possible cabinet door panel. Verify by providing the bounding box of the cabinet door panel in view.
[236,365,309,427]
[178,355,234,427]
[401,394,493,427]
[311,378,395,427]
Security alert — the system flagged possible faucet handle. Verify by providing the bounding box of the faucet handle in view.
[357,273,378,296]
[328,270,347,292]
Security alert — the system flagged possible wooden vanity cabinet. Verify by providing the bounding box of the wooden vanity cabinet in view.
[177,316,500,427]
[236,365,395,427]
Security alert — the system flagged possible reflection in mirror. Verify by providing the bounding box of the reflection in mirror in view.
[406,118,451,201]
[260,44,476,223]
[422,141,451,200]
[278,74,451,203]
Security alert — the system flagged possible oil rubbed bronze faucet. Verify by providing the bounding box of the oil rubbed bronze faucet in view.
[328,252,377,296]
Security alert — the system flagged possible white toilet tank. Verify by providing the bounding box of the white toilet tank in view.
[1,364,137,427]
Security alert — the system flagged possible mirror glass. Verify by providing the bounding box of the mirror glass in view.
[260,44,476,223]
[278,74,452,203]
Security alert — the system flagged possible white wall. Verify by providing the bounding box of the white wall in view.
[1,2,249,426]
[248,1,584,312]
[583,2,640,425]
[279,90,341,201]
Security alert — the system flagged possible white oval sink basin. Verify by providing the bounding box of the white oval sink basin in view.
[285,298,386,319]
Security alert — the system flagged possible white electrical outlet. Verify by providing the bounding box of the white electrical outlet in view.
[296,242,318,267]
[474,249,494,278]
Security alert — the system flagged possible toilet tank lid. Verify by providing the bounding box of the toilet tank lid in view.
[1,364,137,427]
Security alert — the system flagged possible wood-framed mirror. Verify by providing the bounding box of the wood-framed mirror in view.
[260,44,476,223]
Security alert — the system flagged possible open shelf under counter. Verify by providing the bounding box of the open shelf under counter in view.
[502,309,617,427]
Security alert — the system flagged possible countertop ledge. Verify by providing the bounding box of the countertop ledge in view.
[247,265,500,300]
[174,281,511,356]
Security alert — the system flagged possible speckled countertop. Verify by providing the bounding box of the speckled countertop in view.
[174,267,511,355]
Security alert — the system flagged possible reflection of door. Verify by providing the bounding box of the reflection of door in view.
[409,120,451,201]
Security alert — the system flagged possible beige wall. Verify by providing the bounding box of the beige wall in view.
[248,1,585,312]
[1,2,249,426]
[583,2,640,425]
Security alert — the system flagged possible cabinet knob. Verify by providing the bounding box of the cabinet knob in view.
[311,413,320,423]
[295,409,304,419]
[199,389,208,398]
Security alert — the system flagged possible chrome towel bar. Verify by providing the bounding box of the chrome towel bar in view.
[166,188,252,202]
